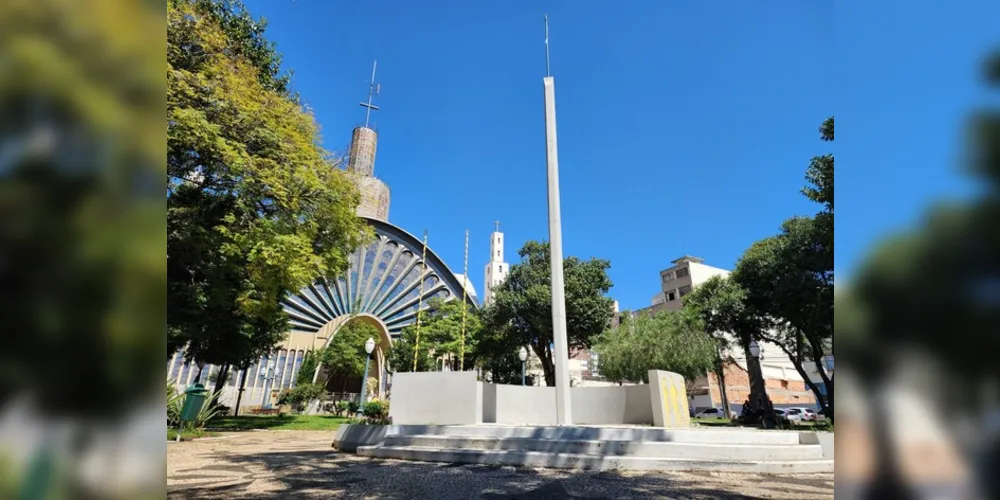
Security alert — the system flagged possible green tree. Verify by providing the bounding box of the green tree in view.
[387,299,482,373]
[167,0,369,390]
[482,240,614,386]
[318,319,379,392]
[733,219,833,413]
[592,309,715,384]
[682,275,764,418]
[295,350,319,385]
[728,117,835,415]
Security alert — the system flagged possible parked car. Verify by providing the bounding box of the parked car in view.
[695,408,728,420]
[780,408,804,423]
[789,407,818,422]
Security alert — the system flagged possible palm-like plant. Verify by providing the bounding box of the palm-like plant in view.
[167,382,182,426]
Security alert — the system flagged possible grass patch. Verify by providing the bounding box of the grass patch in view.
[167,428,220,441]
[206,414,349,432]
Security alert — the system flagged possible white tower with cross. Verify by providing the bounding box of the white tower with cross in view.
[482,220,509,307]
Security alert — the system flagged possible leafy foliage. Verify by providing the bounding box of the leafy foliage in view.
[388,299,482,373]
[296,350,319,385]
[167,0,370,373]
[362,400,389,419]
[481,241,614,386]
[276,383,326,413]
[593,309,716,383]
[721,117,835,414]
[317,319,380,384]
[167,382,183,426]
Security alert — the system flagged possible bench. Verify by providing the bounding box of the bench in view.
[250,408,281,415]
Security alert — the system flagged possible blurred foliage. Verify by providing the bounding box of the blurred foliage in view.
[592,309,716,383]
[0,0,166,418]
[845,68,999,384]
[836,55,1000,499]
[166,0,370,377]
[388,299,482,373]
[480,240,614,386]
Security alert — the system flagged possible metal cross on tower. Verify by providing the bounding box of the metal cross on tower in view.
[360,60,381,128]
[494,220,500,232]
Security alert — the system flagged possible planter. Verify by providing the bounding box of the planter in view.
[332,423,389,452]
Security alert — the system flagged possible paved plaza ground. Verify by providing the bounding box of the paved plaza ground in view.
[167,430,834,499]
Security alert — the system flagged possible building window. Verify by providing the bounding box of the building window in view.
[667,291,676,301]
[662,271,673,282]
[824,356,835,371]
[678,285,692,297]
[676,267,689,278]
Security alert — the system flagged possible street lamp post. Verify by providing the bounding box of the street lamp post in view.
[260,357,275,409]
[519,347,528,386]
[358,337,376,412]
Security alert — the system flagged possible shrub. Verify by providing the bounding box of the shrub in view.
[363,400,389,419]
[334,400,352,416]
[276,383,326,413]
[167,382,182,426]
[355,399,391,425]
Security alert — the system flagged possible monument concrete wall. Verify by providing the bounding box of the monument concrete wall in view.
[649,370,691,428]
[476,383,653,425]
[481,382,497,423]
[570,385,653,425]
[389,371,482,425]
[389,371,683,427]
[491,384,556,425]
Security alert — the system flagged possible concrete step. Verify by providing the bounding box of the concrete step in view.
[380,435,824,461]
[356,445,834,474]
[384,425,806,445]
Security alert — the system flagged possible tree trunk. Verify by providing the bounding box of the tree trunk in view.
[715,357,731,418]
[213,363,229,396]
[808,338,835,422]
[233,368,248,417]
[210,363,230,409]
[762,332,833,420]
[530,343,555,386]
[744,345,768,406]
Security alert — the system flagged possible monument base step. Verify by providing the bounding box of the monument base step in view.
[380,435,824,461]
[356,444,834,473]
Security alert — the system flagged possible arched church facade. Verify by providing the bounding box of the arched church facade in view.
[167,217,478,410]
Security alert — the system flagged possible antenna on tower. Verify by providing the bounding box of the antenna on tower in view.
[360,60,380,128]
[544,15,551,77]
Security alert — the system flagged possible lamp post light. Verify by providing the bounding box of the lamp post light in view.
[749,340,761,359]
[518,347,528,386]
[358,337,376,412]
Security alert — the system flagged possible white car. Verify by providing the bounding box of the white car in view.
[789,407,819,422]
[695,408,728,420]
[778,408,804,423]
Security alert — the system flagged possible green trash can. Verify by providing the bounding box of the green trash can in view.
[180,383,209,422]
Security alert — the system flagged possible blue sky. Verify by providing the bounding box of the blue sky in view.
[245,0,996,310]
